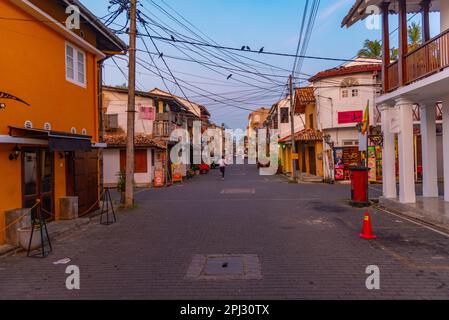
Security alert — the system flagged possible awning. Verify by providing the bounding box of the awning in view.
[8,126,92,151]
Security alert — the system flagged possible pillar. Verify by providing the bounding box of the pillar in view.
[398,0,408,86]
[380,104,397,199]
[420,104,439,197]
[381,2,390,93]
[443,95,449,202]
[421,0,431,42]
[396,98,416,203]
[441,0,449,32]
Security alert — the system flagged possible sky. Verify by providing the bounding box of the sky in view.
[81,0,441,129]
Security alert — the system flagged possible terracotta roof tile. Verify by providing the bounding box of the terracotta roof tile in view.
[308,64,381,82]
[104,133,166,149]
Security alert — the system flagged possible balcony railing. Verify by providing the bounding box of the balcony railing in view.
[386,29,449,92]
[153,121,173,137]
[387,60,399,92]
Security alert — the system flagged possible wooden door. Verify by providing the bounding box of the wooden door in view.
[309,146,317,175]
[73,150,99,215]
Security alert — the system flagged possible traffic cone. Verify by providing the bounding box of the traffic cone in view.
[359,212,377,239]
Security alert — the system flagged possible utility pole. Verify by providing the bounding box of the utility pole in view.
[125,0,137,208]
[289,75,297,182]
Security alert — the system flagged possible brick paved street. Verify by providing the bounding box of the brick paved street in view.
[1,164,449,299]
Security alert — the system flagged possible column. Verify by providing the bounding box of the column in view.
[398,0,408,86]
[441,0,449,31]
[421,0,431,42]
[443,95,449,202]
[381,2,390,93]
[421,104,439,197]
[380,104,397,199]
[396,98,416,203]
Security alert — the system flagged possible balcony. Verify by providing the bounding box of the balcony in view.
[386,29,449,93]
[153,121,173,138]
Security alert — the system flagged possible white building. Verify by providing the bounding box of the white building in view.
[102,86,165,188]
[310,59,382,181]
[343,0,449,206]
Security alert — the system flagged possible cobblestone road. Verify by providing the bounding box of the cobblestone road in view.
[1,164,449,299]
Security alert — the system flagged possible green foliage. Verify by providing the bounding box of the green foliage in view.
[117,171,126,192]
[358,39,382,59]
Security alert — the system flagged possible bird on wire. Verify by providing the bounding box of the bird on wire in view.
[170,35,176,42]
[227,74,233,80]
[259,47,264,53]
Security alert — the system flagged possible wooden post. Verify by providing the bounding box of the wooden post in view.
[125,0,137,208]
[398,0,408,86]
[381,2,390,93]
[421,0,431,42]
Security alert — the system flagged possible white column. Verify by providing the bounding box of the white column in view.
[443,95,449,202]
[396,98,416,204]
[420,104,439,197]
[380,104,397,199]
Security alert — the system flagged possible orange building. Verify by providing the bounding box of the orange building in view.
[0,0,126,245]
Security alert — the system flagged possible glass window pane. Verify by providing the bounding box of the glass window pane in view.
[24,152,37,196]
[66,45,74,80]
[77,51,85,83]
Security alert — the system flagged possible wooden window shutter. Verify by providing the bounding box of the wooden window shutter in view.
[119,150,148,173]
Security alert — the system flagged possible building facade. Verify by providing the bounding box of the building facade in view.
[343,0,449,204]
[0,0,126,245]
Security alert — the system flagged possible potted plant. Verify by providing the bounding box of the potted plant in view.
[192,164,200,175]
[117,171,126,204]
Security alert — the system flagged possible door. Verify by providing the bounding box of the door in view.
[309,146,317,176]
[69,150,99,215]
[22,149,54,221]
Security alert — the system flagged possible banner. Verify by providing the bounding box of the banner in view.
[138,105,156,121]
[154,169,165,187]
[171,164,183,183]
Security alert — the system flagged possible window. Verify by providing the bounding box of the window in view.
[352,89,359,97]
[120,150,148,173]
[66,43,86,87]
[280,107,289,123]
[309,113,314,129]
[342,90,348,98]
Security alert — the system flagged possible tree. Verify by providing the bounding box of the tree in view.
[408,21,422,52]
[390,47,399,61]
[358,39,382,59]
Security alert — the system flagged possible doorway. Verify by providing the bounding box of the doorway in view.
[22,149,54,221]
[309,146,317,175]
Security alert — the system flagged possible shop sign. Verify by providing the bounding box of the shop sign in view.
[338,110,363,124]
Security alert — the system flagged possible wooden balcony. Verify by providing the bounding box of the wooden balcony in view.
[386,29,449,92]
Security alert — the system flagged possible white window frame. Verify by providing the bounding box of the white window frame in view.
[65,42,87,88]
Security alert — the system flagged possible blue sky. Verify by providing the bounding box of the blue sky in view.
[81,0,440,129]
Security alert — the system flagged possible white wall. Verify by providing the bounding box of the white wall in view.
[103,149,121,187]
[103,148,154,187]
[104,91,154,135]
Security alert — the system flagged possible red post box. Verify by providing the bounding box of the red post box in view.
[350,167,370,207]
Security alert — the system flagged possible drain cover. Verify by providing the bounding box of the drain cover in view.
[186,254,262,280]
[221,188,255,194]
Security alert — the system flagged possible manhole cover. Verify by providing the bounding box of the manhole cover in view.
[221,188,255,194]
[186,254,262,280]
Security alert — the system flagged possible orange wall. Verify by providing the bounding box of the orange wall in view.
[0,1,99,140]
[0,145,22,245]
[0,1,101,244]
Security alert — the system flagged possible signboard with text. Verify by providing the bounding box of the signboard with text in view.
[138,105,156,121]
[338,110,363,124]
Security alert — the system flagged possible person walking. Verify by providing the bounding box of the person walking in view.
[218,156,226,180]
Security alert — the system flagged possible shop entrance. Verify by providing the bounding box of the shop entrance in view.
[309,146,317,175]
[22,148,54,221]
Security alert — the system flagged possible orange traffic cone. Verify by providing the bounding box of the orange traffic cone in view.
[359,212,377,239]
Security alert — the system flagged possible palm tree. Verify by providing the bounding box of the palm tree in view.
[358,39,382,59]
[390,47,399,61]
[408,21,422,52]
